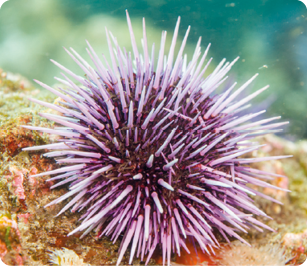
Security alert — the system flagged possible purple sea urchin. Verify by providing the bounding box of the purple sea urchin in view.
[23,11,291,266]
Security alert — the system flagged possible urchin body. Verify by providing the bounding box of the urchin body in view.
[23,11,290,266]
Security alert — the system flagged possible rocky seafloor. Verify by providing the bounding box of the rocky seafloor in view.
[0,70,307,266]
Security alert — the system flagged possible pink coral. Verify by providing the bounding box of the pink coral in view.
[0,240,8,260]
[17,213,31,224]
[5,165,26,200]
[283,229,307,247]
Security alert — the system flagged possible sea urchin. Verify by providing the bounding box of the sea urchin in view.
[23,10,290,266]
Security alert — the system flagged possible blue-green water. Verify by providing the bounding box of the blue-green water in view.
[0,0,306,139]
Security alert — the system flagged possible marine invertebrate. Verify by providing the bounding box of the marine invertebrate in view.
[23,11,290,266]
[212,241,287,266]
[49,248,90,266]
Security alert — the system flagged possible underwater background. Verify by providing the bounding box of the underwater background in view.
[0,0,306,139]
[1,1,307,265]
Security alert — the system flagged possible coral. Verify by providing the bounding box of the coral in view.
[282,229,307,265]
[0,214,23,266]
